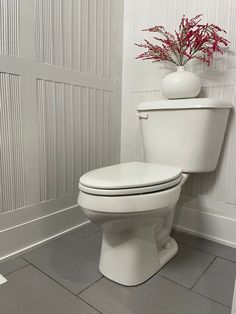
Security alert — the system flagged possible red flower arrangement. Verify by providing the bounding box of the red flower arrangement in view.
[135,14,230,66]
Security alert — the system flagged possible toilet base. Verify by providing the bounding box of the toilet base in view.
[99,226,178,286]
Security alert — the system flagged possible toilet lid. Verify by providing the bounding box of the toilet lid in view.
[79,175,182,196]
[79,162,182,194]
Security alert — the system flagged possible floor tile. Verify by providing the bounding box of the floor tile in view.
[86,231,102,248]
[0,257,28,275]
[72,223,101,239]
[0,265,99,314]
[193,257,236,307]
[158,243,215,288]
[80,275,230,314]
[172,230,236,262]
[23,235,102,294]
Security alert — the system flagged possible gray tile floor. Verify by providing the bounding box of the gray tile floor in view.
[0,224,235,314]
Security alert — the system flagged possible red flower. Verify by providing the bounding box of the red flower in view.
[135,14,230,66]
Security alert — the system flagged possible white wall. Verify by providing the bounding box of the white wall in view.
[121,0,236,247]
[0,0,123,260]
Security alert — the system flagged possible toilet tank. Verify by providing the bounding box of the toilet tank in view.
[137,98,232,172]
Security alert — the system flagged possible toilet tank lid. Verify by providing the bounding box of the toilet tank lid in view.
[137,98,232,111]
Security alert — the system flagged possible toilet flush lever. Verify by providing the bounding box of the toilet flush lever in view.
[137,112,149,119]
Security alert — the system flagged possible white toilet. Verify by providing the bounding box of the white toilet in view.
[78,98,231,286]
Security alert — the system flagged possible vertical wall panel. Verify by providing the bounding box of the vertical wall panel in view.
[102,90,109,166]
[37,80,118,202]
[37,80,73,201]
[88,0,95,74]
[62,0,72,68]
[88,88,96,170]
[95,89,103,168]
[102,0,110,77]
[0,73,25,212]
[96,0,104,77]
[80,86,89,173]
[72,85,82,191]
[0,0,19,56]
[55,82,66,197]
[71,0,80,71]
[35,0,116,78]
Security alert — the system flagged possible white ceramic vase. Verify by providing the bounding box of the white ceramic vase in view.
[161,66,201,99]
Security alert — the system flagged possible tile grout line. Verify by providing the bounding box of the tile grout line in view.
[18,229,233,312]
[4,263,30,277]
[173,237,236,264]
[190,287,231,309]
[21,255,231,311]
[158,274,231,309]
[21,256,104,312]
[21,256,102,299]
[77,295,104,314]
[22,226,104,312]
[21,256,82,296]
[158,273,189,289]
[77,276,104,295]
[190,256,217,290]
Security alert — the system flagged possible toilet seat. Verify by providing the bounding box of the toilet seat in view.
[79,183,181,214]
[79,176,182,196]
[79,162,182,196]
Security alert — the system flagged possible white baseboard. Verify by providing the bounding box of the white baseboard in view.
[0,195,89,262]
[174,195,236,248]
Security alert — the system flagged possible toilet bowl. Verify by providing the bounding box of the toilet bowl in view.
[79,162,184,286]
[78,98,231,286]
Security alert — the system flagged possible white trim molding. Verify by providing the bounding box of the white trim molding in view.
[174,195,236,248]
[0,274,7,286]
[0,197,88,262]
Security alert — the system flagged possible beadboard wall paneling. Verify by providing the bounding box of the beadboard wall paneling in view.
[0,73,25,213]
[0,0,123,212]
[0,0,19,56]
[37,80,118,202]
[121,0,236,245]
[0,0,123,258]
[35,0,117,79]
